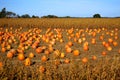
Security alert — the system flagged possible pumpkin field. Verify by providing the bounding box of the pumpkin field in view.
[0,18,120,80]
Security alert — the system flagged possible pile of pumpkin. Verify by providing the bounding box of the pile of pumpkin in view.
[0,27,120,71]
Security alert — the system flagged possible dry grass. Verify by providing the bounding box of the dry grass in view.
[0,18,120,80]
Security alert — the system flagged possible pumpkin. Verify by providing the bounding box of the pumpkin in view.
[7,51,13,58]
[44,50,50,55]
[64,58,70,64]
[39,66,46,73]
[54,60,61,65]
[60,52,65,58]
[48,46,54,52]
[66,47,72,53]
[24,58,31,66]
[99,35,104,40]
[18,53,25,61]
[113,41,118,46]
[83,45,89,51]
[0,62,3,68]
[41,55,48,62]
[91,38,96,44]
[29,52,34,58]
[82,57,88,63]
[67,41,73,47]
[10,49,16,55]
[1,47,6,53]
[107,46,112,51]
[102,51,107,56]
[92,55,97,60]
[108,38,113,43]
[36,47,43,54]
[104,43,110,48]
[73,50,80,56]
[6,45,11,50]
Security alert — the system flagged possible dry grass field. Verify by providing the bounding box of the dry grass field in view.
[0,18,120,80]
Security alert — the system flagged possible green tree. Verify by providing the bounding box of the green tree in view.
[0,8,7,18]
[6,11,16,18]
[21,14,31,18]
[93,14,101,18]
[32,15,39,18]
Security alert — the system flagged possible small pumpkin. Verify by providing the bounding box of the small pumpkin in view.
[113,41,118,46]
[73,50,80,56]
[36,47,43,54]
[64,58,70,64]
[29,52,34,58]
[82,57,88,63]
[92,55,97,60]
[41,55,48,62]
[7,51,13,58]
[60,52,65,58]
[18,53,25,61]
[39,66,46,73]
[83,45,89,51]
[1,47,6,53]
[0,62,3,68]
[24,58,31,66]
[66,47,72,53]
[101,51,107,56]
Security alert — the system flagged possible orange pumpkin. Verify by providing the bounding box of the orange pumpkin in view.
[7,51,13,58]
[99,35,104,40]
[108,38,113,43]
[91,38,96,44]
[83,45,89,51]
[67,41,73,47]
[54,60,61,65]
[82,57,88,63]
[102,51,107,56]
[18,53,25,61]
[0,62,3,68]
[60,52,65,58]
[1,47,6,53]
[39,66,46,73]
[44,50,50,55]
[64,58,70,64]
[24,58,31,66]
[66,47,72,53]
[41,55,48,62]
[73,50,80,56]
[10,49,16,54]
[36,47,43,54]
[92,55,97,60]
[29,52,34,58]
[107,46,112,51]
[113,41,118,46]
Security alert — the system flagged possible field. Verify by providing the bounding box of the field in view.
[0,18,120,80]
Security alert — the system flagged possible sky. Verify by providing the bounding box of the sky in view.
[0,0,120,17]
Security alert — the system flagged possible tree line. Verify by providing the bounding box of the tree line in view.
[0,8,102,18]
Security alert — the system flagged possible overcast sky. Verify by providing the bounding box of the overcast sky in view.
[0,0,120,17]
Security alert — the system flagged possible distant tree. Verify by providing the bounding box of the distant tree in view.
[93,14,101,18]
[41,15,58,18]
[6,11,16,18]
[0,8,7,18]
[21,14,31,18]
[64,16,71,18]
[17,14,21,18]
[32,15,39,18]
